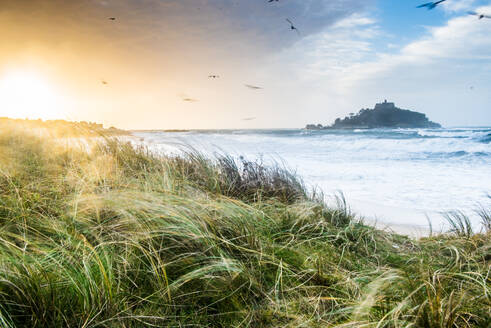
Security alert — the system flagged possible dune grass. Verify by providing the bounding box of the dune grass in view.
[0,126,489,327]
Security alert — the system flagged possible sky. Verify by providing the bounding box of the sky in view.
[0,0,490,129]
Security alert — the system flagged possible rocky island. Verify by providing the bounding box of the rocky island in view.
[306,100,441,129]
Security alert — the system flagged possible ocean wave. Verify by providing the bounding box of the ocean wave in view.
[417,128,491,140]
[421,151,490,159]
[476,133,491,144]
[135,128,491,161]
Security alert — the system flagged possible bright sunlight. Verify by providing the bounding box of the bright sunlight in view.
[0,70,64,120]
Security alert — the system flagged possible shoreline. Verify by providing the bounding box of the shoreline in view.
[323,195,436,238]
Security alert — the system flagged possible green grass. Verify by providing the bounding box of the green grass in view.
[0,125,489,327]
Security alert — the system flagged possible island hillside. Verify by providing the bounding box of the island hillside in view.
[306,100,441,129]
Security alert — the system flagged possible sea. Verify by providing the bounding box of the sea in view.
[132,127,491,235]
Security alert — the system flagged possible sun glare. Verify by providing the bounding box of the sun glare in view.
[0,71,65,120]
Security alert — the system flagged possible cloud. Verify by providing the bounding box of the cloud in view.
[1,0,373,49]
[276,5,491,87]
[442,0,478,12]
[343,5,491,82]
[0,0,376,75]
[269,13,381,86]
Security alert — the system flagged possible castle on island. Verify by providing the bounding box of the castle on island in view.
[306,100,441,130]
[375,99,395,109]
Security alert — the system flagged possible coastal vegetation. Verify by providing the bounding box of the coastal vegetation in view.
[0,124,489,327]
[0,117,127,137]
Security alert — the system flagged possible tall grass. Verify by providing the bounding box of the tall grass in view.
[444,211,474,238]
[476,204,491,233]
[0,125,489,327]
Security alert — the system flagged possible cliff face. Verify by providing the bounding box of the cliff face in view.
[306,101,441,129]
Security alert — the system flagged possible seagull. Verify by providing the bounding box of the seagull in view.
[182,97,198,102]
[242,117,256,121]
[286,18,300,35]
[108,17,116,20]
[208,75,220,78]
[468,11,491,19]
[245,84,262,90]
[268,0,279,2]
[416,0,446,10]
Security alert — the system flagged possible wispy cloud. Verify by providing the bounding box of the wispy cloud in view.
[270,13,381,86]
[342,5,491,82]
[442,0,478,12]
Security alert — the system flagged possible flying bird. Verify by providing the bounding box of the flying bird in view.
[245,84,262,90]
[101,80,108,85]
[182,97,198,102]
[208,75,220,78]
[108,17,116,20]
[268,0,279,2]
[286,18,300,35]
[468,11,491,19]
[416,0,446,10]
[242,117,256,121]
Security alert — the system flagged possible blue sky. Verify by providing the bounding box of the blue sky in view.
[373,1,447,53]
[376,0,489,46]
[0,0,490,128]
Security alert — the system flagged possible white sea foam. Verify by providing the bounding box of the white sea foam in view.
[132,128,491,232]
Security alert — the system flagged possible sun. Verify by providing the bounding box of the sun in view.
[0,70,65,120]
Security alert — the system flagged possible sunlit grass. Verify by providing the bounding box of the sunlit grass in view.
[0,124,489,327]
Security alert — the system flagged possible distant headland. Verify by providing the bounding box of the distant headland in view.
[306,100,441,130]
[0,117,128,137]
